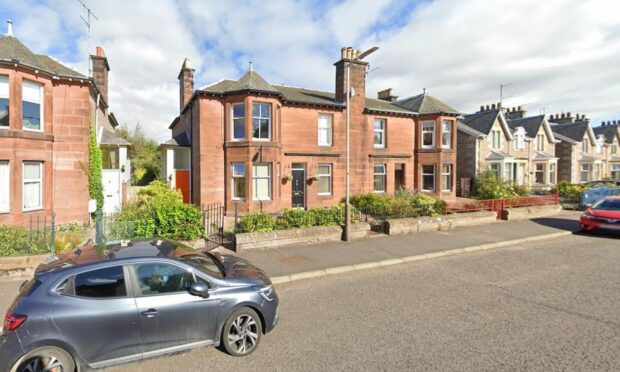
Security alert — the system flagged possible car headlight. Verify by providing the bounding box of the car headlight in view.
[256,284,275,302]
[581,213,595,220]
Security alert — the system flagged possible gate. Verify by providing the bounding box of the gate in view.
[203,203,224,249]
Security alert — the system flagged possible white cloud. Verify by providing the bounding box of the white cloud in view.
[2,0,619,141]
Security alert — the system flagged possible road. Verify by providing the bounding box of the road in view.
[1,232,619,371]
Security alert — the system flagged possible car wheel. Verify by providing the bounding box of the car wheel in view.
[221,307,262,356]
[11,346,75,372]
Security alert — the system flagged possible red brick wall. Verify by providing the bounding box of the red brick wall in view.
[0,66,90,225]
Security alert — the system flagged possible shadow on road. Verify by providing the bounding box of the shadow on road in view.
[530,217,580,232]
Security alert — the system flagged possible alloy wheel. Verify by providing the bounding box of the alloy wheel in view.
[227,314,259,354]
[18,356,66,372]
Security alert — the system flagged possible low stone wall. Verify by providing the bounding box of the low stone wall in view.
[504,204,562,220]
[385,211,497,236]
[0,254,48,271]
[235,222,371,251]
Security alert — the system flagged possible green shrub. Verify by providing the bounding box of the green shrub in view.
[0,225,50,256]
[237,212,276,233]
[349,191,445,218]
[88,120,104,209]
[237,206,347,233]
[555,180,591,199]
[474,171,519,199]
[115,180,203,241]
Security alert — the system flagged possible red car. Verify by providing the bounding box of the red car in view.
[580,196,620,233]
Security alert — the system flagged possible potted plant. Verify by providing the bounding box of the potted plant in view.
[308,175,319,181]
[283,174,293,182]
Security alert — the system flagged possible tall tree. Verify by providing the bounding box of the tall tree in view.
[116,123,161,186]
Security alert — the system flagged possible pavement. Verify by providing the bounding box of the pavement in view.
[105,224,620,371]
[224,211,582,280]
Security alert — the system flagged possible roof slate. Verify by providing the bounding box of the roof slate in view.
[395,93,459,115]
[100,130,131,146]
[593,124,620,144]
[507,115,546,138]
[550,121,590,142]
[0,35,86,78]
[460,109,501,135]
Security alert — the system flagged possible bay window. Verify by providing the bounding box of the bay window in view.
[22,80,44,131]
[0,76,8,128]
[441,120,451,149]
[489,163,501,179]
[549,163,556,184]
[441,164,452,192]
[317,164,332,195]
[580,164,591,183]
[374,119,386,148]
[252,163,271,200]
[231,163,246,200]
[422,165,435,192]
[0,161,9,213]
[422,121,435,148]
[373,164,386,193]
[611,164,620,180]
[232,103,245,140]
[318,114,333,146]
[535,163,545,184]
[252,102,271,140]
[23,161,43,211]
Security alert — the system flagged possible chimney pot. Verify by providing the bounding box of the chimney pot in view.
[341,47,347,59]
[491,103,496,109]
[6,20,13,36]
[480,105,484,111]
[518,105,522,111]
[96,46,105,57]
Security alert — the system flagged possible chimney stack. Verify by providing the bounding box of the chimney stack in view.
[377,88,398,103]
[6,20,13,36]
[90,46,110,102]
[178,58,195,113]
[504,105,527,120]
[335,46,368,104]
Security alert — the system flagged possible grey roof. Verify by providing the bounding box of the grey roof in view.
[0,35,86,79]
[460,109,501,135]
[550,121,590,142]
[160,132,191,148]
[198,71,413,114]
[532,152,557,161]
[394,93,459,115]
[486,150,513,160]
[100,130,131,146]
[553,132,577,144]
[593,124,620,144]
[507,115,546,138]
[579,153,598,162]
[457,120,486,137]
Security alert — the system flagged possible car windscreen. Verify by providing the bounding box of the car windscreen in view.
[179,254,224,279]
[593,198,620,211]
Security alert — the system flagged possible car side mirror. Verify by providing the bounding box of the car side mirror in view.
[189,282,210,298]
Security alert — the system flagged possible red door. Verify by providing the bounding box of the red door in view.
[175,170,190,203]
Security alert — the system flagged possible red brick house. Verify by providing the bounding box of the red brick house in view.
[162,47,458,214]
[0,22,129,224]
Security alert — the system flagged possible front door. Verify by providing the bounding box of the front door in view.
[102,169,121,213]
[175,170,190,203]
[395,164,405,190]
[292,164,306,208]
[131,262,219,354]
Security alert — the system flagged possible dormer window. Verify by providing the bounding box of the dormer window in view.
[252,102,271,140]
[22,80,44,132]
[0,76,8,128]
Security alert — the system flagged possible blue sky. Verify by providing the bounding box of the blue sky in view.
[1,0,619,140]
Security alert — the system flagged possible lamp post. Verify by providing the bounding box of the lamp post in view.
[344,46,379,242]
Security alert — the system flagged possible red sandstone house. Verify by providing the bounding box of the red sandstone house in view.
[0,21,130,225]
[161,47,459,214]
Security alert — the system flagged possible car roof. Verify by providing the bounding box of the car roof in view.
[35,238,204,275]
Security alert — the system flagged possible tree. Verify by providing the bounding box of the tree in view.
[116,123,161,186]
[88,120,104,208]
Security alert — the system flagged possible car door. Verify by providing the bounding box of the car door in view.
[52,265,142,366]
[130,261,219,355]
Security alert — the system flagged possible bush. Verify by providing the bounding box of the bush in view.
[473,171,519,199]
[555,180,590,200]
[0,225,50,256]
[237,206,348,233]
[115,180,203,241]
[88,120,104,209]
[237,212,276,233]
[55,232,85,253]
[349,190,445,218]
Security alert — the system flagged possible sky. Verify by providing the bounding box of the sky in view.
[1,0,619,141]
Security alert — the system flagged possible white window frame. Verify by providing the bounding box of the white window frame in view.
[374,119,386,148]
[373,164,386,193]
[0,76,8,129]
[22,80,44,132]
[580,164,591,183]
[491,130,501,149]
[421,121,435,149]
[317,163,332,196]
[231,163,246,200]
[252,163,272,201]
[231,103,246,141]
[422,164,435,192]
[441,120,451,149]
[611,164,620,180]
[22,161,43,211]
[318,113,333,147]
[534,163,545,184]
[582,140,589,153]
[593,163,600,180]
[441,164,452,192]
[549,163,556,184]
[0,161,9,213]
[537,134,545,152]
[489,162,501,179]
[611,144,617,155]
[252,102,271,141]
[513,133,524,151]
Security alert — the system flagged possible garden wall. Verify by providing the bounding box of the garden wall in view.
[503,204,562,220]
[385,211,497,236]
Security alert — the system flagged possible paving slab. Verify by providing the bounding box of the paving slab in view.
[233,211,581,278]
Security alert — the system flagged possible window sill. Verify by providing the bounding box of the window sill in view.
[23,128,44,133]
[317,193,333,198]
[23,207,44,213]
[372,191,385,194]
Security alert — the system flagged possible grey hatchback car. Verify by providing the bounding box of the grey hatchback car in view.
[0,238,279,371]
